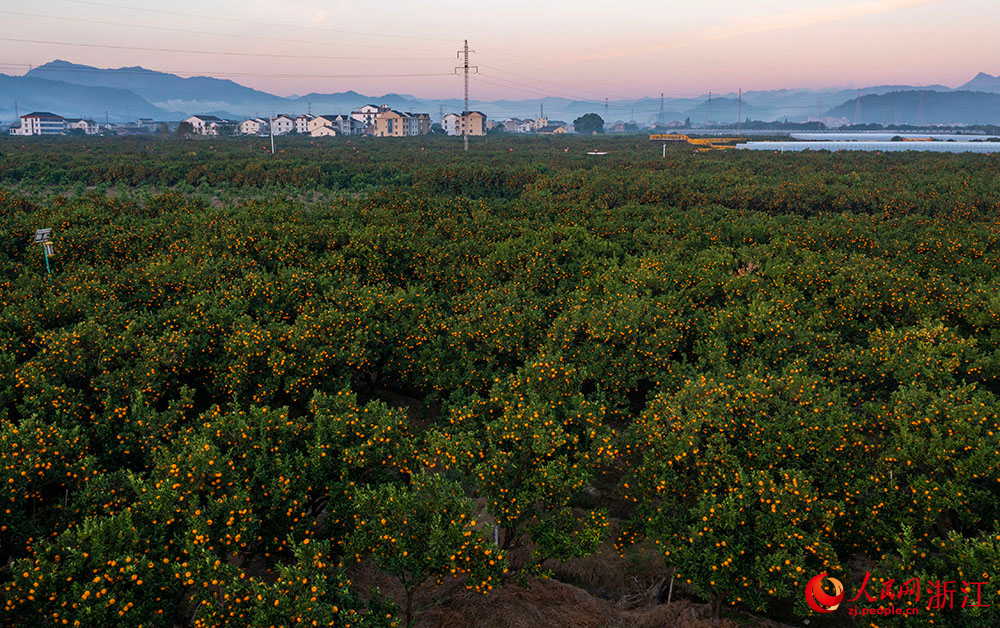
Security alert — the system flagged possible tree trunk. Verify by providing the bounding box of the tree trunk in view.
[406,587,415,628]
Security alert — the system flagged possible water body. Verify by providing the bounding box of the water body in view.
[790,132,1000,142]
[737,141,998,153]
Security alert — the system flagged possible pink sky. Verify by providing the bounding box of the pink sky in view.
[0,0,997,99]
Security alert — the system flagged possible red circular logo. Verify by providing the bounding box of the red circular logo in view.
[805,573,844,613]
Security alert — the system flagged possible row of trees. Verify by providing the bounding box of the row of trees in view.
[1,137,999,626]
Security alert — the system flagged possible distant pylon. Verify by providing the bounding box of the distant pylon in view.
[604,97,609,128]
[737,88,742,135]
[855,89,861,124]
[659,92,664,123]
[707,91,712,125]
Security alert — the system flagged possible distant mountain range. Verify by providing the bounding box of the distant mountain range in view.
[826,90,1000,126]
[2,59,1000,126]
[0,72,184,121]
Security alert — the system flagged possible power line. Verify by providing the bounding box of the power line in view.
[476,73,607,108]
[0,63,454,79]
[0,37,450,60]
[473,47,634,96]
[0,9,450,54]
[476,63,628,100]
[62,0,455,43]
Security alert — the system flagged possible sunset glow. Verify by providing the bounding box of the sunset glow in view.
[1,0,997,99]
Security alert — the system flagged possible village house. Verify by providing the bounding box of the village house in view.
[14,112,65,136]
[442,111,487,136]
[309,114,364,136]
[206,120,238,136]
[307,115,337,135]
[502,118,522,133]
[294,114,314,134]
[350,104,380,128]
[269,114,295,135]
[239,118,269,135]
[183,114,224,135]
[373,109,431,137]
[537,124,570,135]
[310,125,338,137]
[517,119,536,134]
[64,118,99,135]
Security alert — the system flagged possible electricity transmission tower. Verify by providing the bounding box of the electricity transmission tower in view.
[455,39,478,152]
[737,88,742,135]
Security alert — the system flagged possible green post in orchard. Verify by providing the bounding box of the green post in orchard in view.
[32,228,53,278]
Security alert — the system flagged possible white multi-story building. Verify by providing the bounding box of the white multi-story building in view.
[64,118,99,135]
[310,114,364,136]
[206,120,237,136]
[17,112,65,135]
[240,118,269,135]
[183,115,224,135]
[502,118,522,133]
[295,114,314,134]
[442,111,487,136]
[270,114,295,135]
[350,104,380,128]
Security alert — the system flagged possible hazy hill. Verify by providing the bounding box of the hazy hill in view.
[825,90,1000,125]
[26,60,287,116]
[0,74,182,122]
[291,91,424,115]
[959,72,1000,93]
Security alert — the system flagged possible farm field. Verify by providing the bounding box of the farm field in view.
[2,135,1000,628]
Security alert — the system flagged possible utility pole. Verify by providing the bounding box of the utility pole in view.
[659,92,664,124]
[854,89,861,125]
[737,88,742,135]
[455,39,477,152]
[269,112,275,154]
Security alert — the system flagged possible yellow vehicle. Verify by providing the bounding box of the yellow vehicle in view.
[649,134,745,151]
